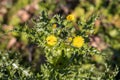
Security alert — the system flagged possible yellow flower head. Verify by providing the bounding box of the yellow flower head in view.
[72,36,84,48]
[67,37,72,42]
[66,14,75,21]
[46,35,57,46]
[52,24,57,29]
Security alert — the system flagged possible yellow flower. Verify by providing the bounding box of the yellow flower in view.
[52,24,57,29]
[46,35,57,46]
[67,37,72,42]
[66,14,75,21]
[72,36,84,48]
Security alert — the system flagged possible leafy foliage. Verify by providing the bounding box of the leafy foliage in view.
[0,0,120,79]
[11,11,117,79]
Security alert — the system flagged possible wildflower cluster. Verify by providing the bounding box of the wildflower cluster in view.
[45,14,84,48]
[13,12,115,79]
